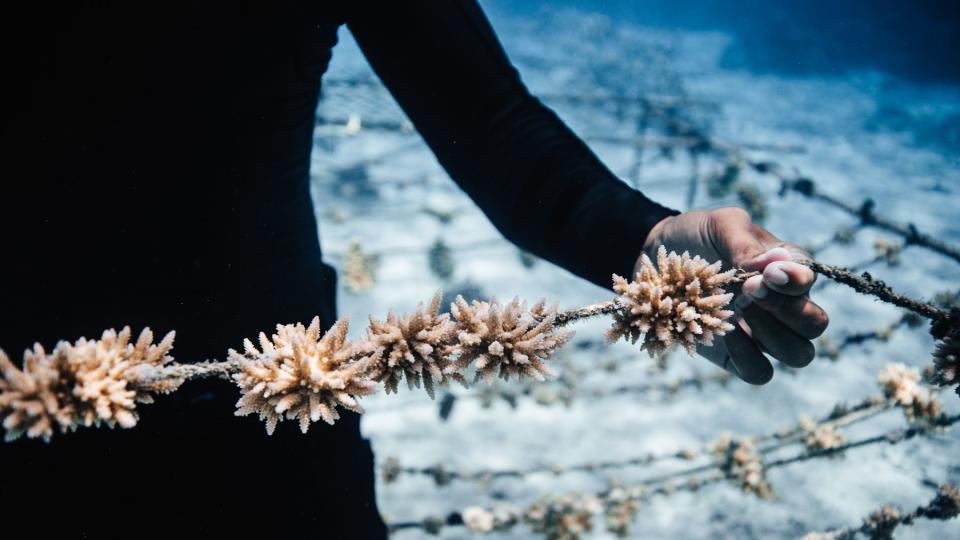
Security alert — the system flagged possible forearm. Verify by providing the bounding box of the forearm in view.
[457,91,679,288]
[347,0,678,288]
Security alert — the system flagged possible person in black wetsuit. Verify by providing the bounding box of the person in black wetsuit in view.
[0,2,828,538]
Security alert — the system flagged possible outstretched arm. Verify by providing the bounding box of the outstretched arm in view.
[345,0,679,289]
[346,1,828,384]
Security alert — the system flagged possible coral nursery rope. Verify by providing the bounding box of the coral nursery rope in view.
[802,259,953,330]
[1,247,957,442]
[383,413,960,536]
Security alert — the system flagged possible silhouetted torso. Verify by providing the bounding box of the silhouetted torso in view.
[0,2,677,537]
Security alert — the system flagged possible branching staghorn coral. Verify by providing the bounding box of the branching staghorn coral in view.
[446,296,573,382]
[3,246,958,441]
[606,245,737,356]
[230,318,377,434]
[0,345,74,442]
[365,291,464,398]
[372,82,958,539]
[63,327,180,428]
[0,327,177,441]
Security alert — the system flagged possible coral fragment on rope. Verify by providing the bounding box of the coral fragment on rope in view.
[230,317,377,434]
[799,415,846,454]
[711,434,773,499]
[525,492,601,540]
[607,245,737,356]
[446,296,573,382]
[365,291,462,398]
[0,346,74,442]
[0,327,177,441]
[878,363,942,422]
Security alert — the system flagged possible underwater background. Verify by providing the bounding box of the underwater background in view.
[312,2,959,538]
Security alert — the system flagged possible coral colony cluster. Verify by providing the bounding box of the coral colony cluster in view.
[0,246,741,440]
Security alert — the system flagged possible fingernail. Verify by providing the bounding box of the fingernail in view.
[765,262,789,286]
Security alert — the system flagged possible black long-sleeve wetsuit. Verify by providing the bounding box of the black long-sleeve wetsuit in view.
[0,2,678,537]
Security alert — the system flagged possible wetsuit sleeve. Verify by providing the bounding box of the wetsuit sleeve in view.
[345,0,680,289]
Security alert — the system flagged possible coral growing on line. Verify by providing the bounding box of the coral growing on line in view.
[230,317,377,434]
[0,327,176,442]
[799,415,847,454]
[525,492,601,540]
[878,362,942,422]
[445,296,574,382]
[365,291,463,398]
[711,434,774,499]
[62,327,179,429]
[0,345,75,442]
[607,245,737,356]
